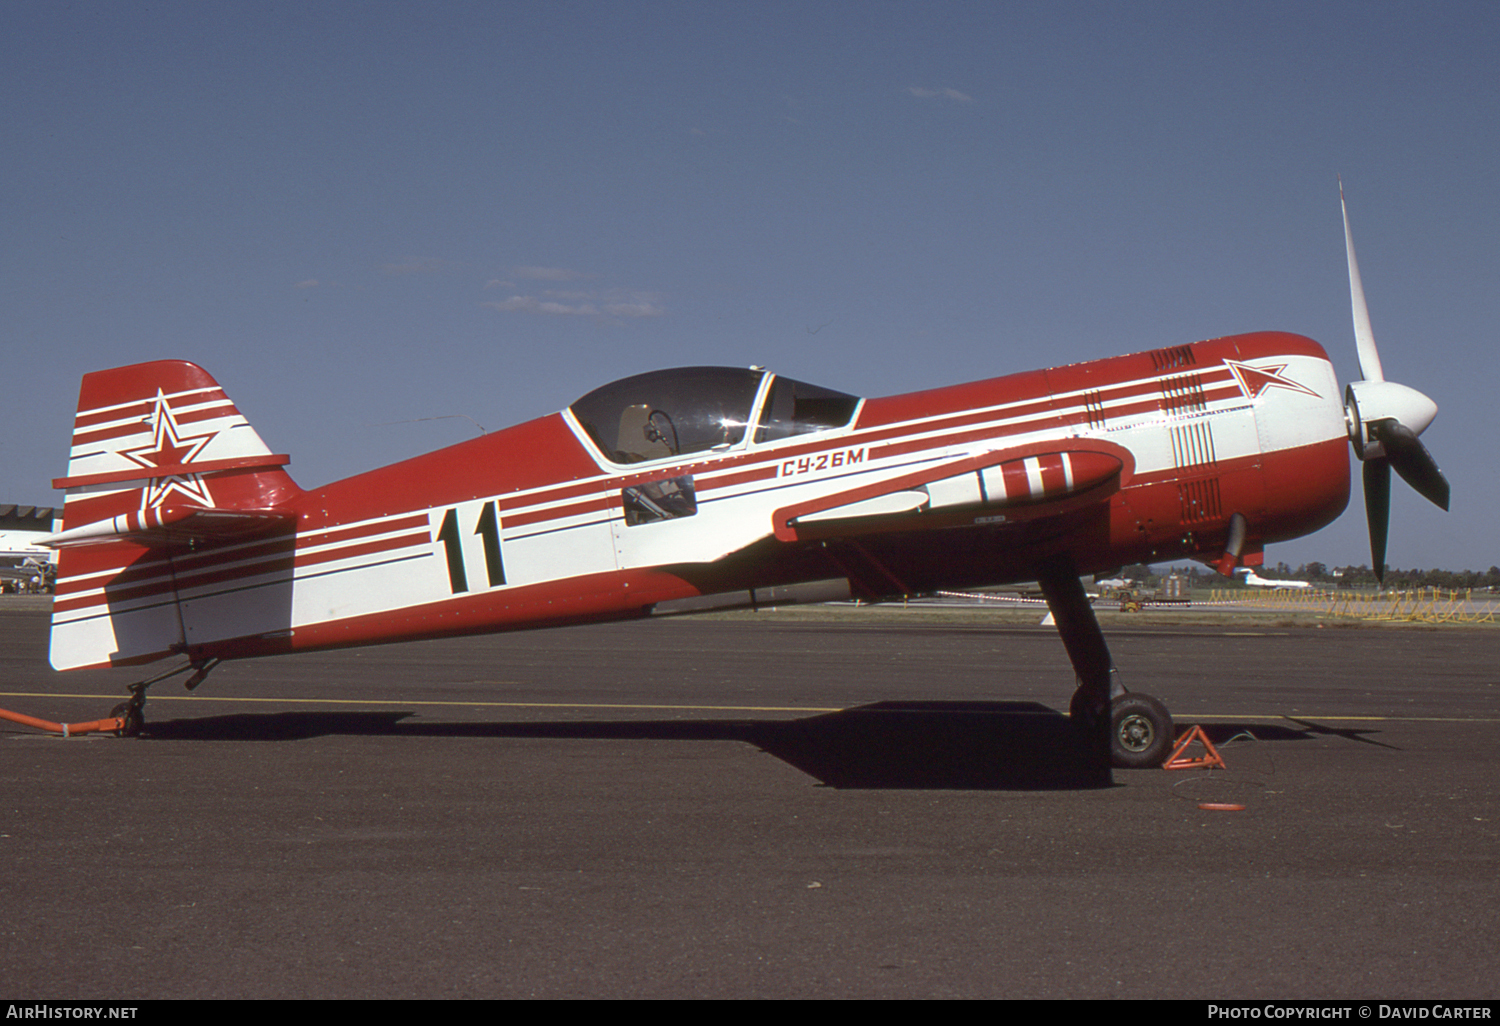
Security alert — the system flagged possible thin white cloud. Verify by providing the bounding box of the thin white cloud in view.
[293,279,320,289]
[483,287,664,320]
[601,289,664,318]
[908,86,974,103]
[484,295,598,316]
[602,295,666,318]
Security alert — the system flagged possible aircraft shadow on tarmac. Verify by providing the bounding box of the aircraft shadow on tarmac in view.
[137,703,1316,791]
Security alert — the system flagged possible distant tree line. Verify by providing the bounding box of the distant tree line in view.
[1118,562,1500,591]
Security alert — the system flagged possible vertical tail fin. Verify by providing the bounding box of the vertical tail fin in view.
[48,361,301,669]
[53,360,299,531]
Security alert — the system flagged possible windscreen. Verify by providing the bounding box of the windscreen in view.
[754,376,860,443]
[571,367,765,463]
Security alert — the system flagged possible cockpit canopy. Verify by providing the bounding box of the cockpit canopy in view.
[570,366,860,464]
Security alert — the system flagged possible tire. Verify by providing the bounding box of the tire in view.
[1109,693,1173,769]
[110,702,143,738]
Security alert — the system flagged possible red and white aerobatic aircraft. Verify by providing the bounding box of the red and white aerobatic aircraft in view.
[41,190,1448,771]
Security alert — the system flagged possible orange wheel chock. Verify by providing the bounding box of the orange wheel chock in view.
[1163,724,1226,770]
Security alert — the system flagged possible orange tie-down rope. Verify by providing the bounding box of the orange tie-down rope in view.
[0,706,125,738]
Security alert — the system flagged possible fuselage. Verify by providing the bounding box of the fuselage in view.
[49,331,1350,670]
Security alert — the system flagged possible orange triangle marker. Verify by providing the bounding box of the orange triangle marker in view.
[1163,725,1226,770]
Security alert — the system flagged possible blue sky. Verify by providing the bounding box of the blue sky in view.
[5,0,1497,572]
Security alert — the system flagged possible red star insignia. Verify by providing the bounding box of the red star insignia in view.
[1223,360,1321,400]
[121,390,218,508]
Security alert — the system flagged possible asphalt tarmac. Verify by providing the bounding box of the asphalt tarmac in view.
[3,602,1498,999]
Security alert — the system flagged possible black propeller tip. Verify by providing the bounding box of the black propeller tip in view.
[1369,419,1450,511]
[1363,458,1390,585]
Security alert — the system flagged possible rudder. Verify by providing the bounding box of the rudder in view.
[47,361,301,669]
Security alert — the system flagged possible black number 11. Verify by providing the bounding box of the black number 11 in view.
[436,503,506,593]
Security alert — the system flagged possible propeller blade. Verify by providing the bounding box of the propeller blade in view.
[1363,458,1391,584]
[1341,179,1384,383]
[1340,183,1448,584]
[1368,419,1451,511]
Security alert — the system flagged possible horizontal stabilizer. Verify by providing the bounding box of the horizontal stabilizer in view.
[41,504,294,549]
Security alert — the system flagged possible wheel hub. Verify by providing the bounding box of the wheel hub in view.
[1116,713,1156,753]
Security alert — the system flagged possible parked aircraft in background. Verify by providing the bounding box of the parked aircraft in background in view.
[1,506,58,591]
[38,186,1447,773]
[0,505,60,560]
[1235,568,1314,590]
[0,535,56,560]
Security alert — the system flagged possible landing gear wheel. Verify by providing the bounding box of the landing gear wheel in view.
[1109,693,1173,769]
[109,701,143,738]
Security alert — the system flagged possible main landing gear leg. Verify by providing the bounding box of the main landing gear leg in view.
[1037,557,1174,772]
[109,657,221,738]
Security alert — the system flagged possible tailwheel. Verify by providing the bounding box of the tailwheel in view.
[109,701,144,738]
[102,657,217,739]
[1109,693,1173,769]
[109,682,149,738]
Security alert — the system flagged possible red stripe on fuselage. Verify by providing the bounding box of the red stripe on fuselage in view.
[52,514,435,613]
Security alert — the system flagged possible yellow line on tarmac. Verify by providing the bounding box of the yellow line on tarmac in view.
[1182,712,1500,723]
[6,692,1495,721]
[0,691,843,714]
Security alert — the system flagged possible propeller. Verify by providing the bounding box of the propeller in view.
[1339,181,1450,583]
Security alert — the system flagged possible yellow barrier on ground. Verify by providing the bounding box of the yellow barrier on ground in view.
[1208,587,1497,624]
